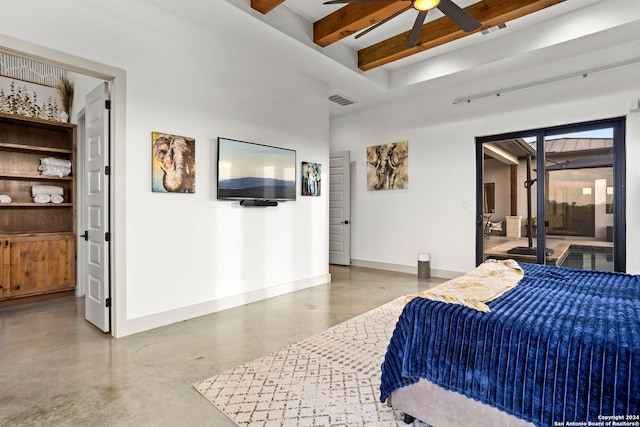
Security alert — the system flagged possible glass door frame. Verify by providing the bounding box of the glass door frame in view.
[475,117,626,271]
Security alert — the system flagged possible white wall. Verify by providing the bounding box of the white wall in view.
[0,1,331,336]
[331,63,640,276]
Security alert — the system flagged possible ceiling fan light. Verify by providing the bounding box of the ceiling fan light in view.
[413,0,440,11]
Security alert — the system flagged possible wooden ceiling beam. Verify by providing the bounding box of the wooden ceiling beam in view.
[314,2,410,48]
[251,0,285,14]
[357,0,566,71]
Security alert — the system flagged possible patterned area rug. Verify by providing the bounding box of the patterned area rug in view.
[193,297,415,427]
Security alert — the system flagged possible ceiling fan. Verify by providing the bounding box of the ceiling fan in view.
[323,0,482,47]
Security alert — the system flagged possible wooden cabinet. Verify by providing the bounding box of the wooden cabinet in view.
[0,112,76,304]
[0,233,75,298]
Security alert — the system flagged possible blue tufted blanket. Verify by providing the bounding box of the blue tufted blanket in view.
[380,263,640,427]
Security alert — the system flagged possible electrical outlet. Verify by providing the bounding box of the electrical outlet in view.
[461,201,468,209]
[240,268,246,280]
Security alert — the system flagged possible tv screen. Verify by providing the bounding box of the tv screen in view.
[217,137,297,201]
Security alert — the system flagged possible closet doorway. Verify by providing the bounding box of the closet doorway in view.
[0,37,124,335]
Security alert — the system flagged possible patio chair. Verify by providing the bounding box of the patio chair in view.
[484,215,503,238]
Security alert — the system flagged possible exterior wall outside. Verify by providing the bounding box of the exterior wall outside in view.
[483,159,510,223]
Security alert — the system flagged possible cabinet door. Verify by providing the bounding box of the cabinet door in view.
[7,234,75,298]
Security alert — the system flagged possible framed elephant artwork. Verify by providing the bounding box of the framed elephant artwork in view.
[301,162,321,197]
[366,141,408,191]
[151,132,196,193]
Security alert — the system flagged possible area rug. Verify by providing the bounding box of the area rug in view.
[193,297,416,427]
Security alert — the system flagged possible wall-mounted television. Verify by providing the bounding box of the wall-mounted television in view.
[217,137,297,201]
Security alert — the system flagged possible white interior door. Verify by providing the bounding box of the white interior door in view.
[329,151,351,265]
[76,109,87,298]
[83,82,111,332]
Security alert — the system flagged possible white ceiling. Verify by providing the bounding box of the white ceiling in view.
[156,0,640,117]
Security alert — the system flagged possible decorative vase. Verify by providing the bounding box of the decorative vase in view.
[60,111,69,123]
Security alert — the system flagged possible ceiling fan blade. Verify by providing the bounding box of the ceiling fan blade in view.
[406,9,428,47]
[324,0,405,4]
[355,5,412,39]
[436,0,482,32]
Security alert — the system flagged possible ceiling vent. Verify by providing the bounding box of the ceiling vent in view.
[329,94,357,107]
[481,23,507,35]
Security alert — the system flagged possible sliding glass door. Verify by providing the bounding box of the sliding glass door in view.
[476,118,626,272]
[544,129,615,271]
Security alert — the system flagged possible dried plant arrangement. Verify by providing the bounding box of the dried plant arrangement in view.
[57,75,74,119]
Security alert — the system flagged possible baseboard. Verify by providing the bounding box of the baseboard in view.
[0,289,75,308]
[350,259,462,280]
[116,273,331,338]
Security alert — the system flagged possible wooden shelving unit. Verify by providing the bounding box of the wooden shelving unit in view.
[0,112,76,304]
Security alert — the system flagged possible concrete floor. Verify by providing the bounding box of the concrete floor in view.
[0,265,442,427]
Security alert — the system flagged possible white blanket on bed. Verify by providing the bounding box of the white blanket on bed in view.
[405,259,524,312]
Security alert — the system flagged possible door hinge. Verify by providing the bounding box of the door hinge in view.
[105,100,111,110]
[105,232,110,242]
[105,297,111,308]
[105,165,110,176]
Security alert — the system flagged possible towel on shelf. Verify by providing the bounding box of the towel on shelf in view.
[39,157,72,177]
[33,194,52,204]
[31,185,64,197]
[40,157,72,168]
[0,194,12,203]
[39,164,72,177]
[51,194,64,204]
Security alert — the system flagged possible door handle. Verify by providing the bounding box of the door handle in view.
[80,231,88,241]
[342,220,350,225]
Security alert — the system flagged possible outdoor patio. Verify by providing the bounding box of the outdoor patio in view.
[484,235,614,270]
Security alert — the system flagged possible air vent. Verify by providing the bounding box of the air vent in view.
[481,23,507,35]
[329,94,357,107]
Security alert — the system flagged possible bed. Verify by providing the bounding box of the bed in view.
[380,261,640,427]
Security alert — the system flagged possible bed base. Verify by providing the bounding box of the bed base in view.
[389,379,535,427]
